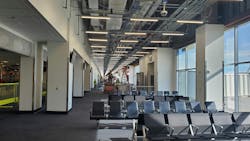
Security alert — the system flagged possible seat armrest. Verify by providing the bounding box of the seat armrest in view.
[191,124,200,136]
[164,124,174,136]
[142,125,149,138]
[213,124,223,135]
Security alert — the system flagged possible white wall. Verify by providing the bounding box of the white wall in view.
[19,56,34,111]
[47,42,69,112]
[157,48,176,91]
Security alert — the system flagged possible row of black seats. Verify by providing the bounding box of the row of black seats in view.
[142,112,250,140]
[90,100,218,120]
[109,95,189,103]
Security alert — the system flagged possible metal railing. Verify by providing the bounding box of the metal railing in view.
[0,83,19,108]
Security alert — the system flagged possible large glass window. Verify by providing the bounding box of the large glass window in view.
[224,28,235,65]
[224,21,250,112]
[177,43,196,100]
[238,22,250,63]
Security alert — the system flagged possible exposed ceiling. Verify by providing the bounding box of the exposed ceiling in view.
[81,0,249,75]
[81,0,208,74]
[0,0,65,42]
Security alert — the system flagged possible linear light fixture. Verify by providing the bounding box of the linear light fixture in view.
[162,32,185,36]
[112,54,126,56]
[115,51,128,53]
[120,40,138,43]
[117,46,133,49]
[137,51,149,54]
[176,20,204,24]
[89,38,108,42]
[92,53,105,56]
[90,45,107,48]
[133,54,144,57]
[142,47,158,49]
[130,18,159,22]
[81,16,110,20]
[86,31,108,34]
[92,50,106,53]
[150,40,169,43]
[124,32,147,36]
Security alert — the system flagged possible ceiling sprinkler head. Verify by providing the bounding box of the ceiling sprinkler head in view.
[161,1,168,17]
[161,10,168,17]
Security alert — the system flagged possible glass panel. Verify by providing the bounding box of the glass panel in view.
[187,70,196,101]
[187,44,196,69]
[224,65,235,112]
[238,22,250,63]
[177,71,186,96]
[177,48,186,70]
[224,28,235,65]
[238,63,250,112]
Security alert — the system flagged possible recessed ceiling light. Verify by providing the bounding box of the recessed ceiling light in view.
[130,18,158,22]
[137,51,150,54]
[150,40,169,43]
[81,16,110,20]
[120,40,138,43]
[142,47,158,49]
[89,38,108,42]
[124,32,147,36]
[92,53,105,56]
[115,51,128,53]
[116,46,133,49]
[176,20,204,24]
[162,32,185,36]
[86,31,108,34]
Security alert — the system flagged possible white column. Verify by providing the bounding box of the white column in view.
[196,24,224,110]
[46,42,71,112]
[157,48,176,91]
[19,56,34,111]
[128,65,135,84]
[84,64,91,92]
[73,55,84,97]
[33,43,44,110]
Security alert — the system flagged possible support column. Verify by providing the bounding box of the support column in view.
[84,64,91,93]
[73,55,84,97]
[33,43,45,110]
[196,24,224,110]
[19,56,34,111]
[157,48,176,91]
[46,42,72,112]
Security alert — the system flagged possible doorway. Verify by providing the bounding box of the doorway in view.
[0,49,20,111]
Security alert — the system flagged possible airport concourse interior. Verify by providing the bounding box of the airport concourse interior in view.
[1,0,250,141]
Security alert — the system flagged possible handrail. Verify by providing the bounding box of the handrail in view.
[0,83,19,86]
